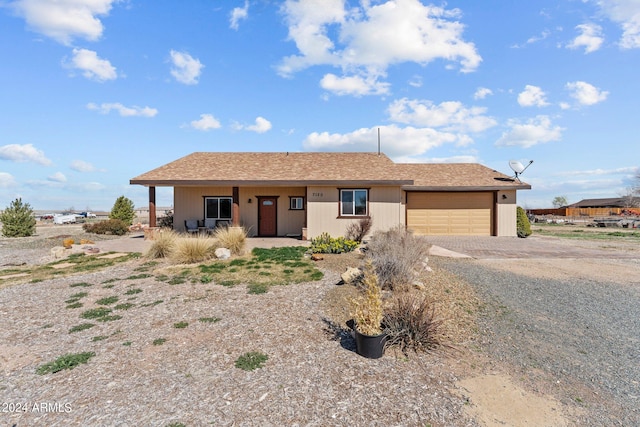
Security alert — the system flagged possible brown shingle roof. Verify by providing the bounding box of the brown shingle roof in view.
[130,152,530,190]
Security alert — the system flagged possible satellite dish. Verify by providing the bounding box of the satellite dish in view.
[508,160,533,182]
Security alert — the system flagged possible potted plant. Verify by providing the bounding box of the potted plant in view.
[350,260,387,359]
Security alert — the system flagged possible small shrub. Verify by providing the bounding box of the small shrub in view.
[310,232,359,254]
[83,219,129,236]
[350,261,383,336]
[66,302,83,309]
[247,283,269,294]
[157,213,173,228]
[383,291,446,355]
[69,323,95,333]
[173,321,189,329]
[366,226,431,290]
[146,229,178,259]
[124,288,142,295]
[0,198,36,237]
[81,307,112,319]
[70,282,93,288]
[153,338,166,345]
[96,296,119,305]
[199,317,221,323]
[345,217,373,242]
[517,206,532,238]
[36,352,95,374]
[234,351,268,371]
[212,226,247,255]
[114,303,135,310]
[171,235,216,264]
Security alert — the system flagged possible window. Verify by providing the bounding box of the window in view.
[340,189,368,216]
[205,197,232,220]
[289,196,304,210]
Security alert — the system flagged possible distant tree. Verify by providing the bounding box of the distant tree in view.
[0,198,36,237]
[516,206,532,238]
[109,196,135,226]
[620,187,640,208]
[552,196,568,208]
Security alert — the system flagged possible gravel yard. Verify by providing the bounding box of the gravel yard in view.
[1,225,639,426]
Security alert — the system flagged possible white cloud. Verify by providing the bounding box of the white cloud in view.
[234,116,272,133]
[474,87,493,100]
[87,102,158,117]
[70,159,96,172]
[567,23,604,53]
[565,81,609,106]
[553,166,637,176]
[517,85,549,107]
[190,114,221,131]
[67,48,117,82]
[595,0,640,49]
[496,115,564,148]
[387,98,497,133]
[278,0,481,95]
[0,172,17,188]
[230,1,249,30]
[47,172,67,183]
[10,0,119,45]
[169,50,204,85]
[302,124,461,159]
[320,73,390,96]
[0,143,52,165]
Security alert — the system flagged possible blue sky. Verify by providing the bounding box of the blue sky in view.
[0,0,638,212]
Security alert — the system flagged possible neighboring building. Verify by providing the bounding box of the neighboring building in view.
[567,198,628,208]
[130,152,530,238]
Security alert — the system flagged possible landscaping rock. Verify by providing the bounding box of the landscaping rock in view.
[341,267,363,284]
[215,247,231,260]
[311,254,324,261]
[50,246,66,259]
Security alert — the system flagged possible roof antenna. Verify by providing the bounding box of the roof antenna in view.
[508,160,533,182]
[377,127,380,156]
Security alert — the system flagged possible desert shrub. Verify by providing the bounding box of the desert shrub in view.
[310,232,359,254]
[0,198,36,237]
[146,229,178,259]
[383,291,446,355]
[350,261,383,336]
[234,351,268,371]
[212,226,247,255]
[109,195,135,226]
[516,206,532,238]
[366,226,431,290]
[345,216,373,242]
[36,352,95,375]
[157,213,173,228]
[83,219,129,236]
[171,235,216,264]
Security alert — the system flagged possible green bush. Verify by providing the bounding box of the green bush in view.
[516,206,532,238]
[109,195,135,226]
[83,219,129,235]
[0,198,36,237]
[310,232,359,254]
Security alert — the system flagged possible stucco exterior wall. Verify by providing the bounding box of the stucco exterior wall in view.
[496,189,517,236]
[305,186,404,239]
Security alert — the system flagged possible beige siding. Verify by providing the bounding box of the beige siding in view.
[306,186,403,239]
[174,186,305,236]
[496,190,517,237]
[406,192,493,236]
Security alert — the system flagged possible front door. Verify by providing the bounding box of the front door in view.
[258,197,277,236]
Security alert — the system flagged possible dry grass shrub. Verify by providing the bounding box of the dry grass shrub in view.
[345,216,373,242]
[366,226,431,290]
[146,229,178,259]
[170,235,217,264]
[212,226,247,255]
[383,290,447,355]
[350,261,383,336]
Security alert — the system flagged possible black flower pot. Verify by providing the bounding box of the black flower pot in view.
[354,329,387,359]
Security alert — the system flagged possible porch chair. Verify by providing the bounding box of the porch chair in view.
[184,219,199,234]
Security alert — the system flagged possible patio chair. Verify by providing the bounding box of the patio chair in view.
[184,219,199,234]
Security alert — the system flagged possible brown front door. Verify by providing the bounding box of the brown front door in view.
[258,197,277,236]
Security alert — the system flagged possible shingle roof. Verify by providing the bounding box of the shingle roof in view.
[130,152,530,190]
[568,198,627,208]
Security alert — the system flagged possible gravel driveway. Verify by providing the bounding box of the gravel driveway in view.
[429,236,640,426]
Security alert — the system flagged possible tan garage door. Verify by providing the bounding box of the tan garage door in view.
[407,192,493,236]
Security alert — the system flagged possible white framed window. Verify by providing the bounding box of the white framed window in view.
[290,196,304,210]
[205,197,232,220]
[340,189,368,216]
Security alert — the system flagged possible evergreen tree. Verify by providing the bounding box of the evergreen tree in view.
[0,198,36,237]
[109,196,135,226]
[516,206,532,238]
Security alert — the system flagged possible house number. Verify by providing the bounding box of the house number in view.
[312,192,323,197]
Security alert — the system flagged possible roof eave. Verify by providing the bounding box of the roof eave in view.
[130,179,413,187]
[403,184,532,191]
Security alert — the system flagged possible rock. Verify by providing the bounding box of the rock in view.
[215,247,231,260]
[341,267,363,284]
[412,281,426,290]
[310,253,324,261]
[50,246,65,259]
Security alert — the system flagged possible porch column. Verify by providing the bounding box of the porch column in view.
[149,186,156,228]
[232,186,240,226]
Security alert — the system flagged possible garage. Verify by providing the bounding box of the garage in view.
[406,192,494,236]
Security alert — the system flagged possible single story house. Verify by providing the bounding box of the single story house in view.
[130,152,531,238]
